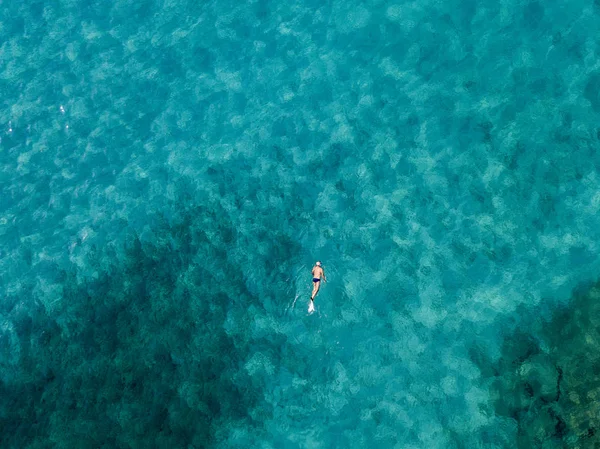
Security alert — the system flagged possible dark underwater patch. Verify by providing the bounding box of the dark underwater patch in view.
[0,203,273,448]
[485,283,600,448]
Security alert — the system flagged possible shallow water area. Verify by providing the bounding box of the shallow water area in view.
[2,0,600,448]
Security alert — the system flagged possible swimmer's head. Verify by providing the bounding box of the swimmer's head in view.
[316,261,321,266]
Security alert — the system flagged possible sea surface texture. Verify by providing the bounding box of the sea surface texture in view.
[2,0,600,448]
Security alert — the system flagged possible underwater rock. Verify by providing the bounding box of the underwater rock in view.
[489,284,600,448]
[517,353,559,403]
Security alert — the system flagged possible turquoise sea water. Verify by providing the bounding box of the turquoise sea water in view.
[3,0,600,447]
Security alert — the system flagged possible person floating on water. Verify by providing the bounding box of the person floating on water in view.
[309,261,326,313]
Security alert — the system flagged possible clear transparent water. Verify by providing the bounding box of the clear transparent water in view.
[2,0,600,447]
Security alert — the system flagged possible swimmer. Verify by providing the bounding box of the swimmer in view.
[309,261,326,312]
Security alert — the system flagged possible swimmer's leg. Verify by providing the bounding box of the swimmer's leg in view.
[311,282,319,300]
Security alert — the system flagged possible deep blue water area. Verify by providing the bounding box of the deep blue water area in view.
[3,0,600,447]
